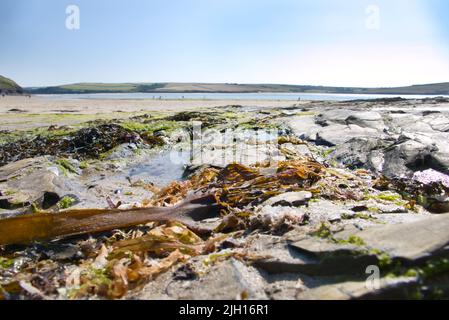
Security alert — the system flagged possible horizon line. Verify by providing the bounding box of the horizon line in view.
[23,80,449,89]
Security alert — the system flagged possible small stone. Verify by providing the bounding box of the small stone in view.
[328,214,341,223]
[341,210,356,219]
[263,191,312,207]
[413,169,449,188]
[46,166,60,177]
[376,204,408,214]
[351,205,369,212]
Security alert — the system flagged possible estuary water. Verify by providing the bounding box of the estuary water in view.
[36,92,448,101]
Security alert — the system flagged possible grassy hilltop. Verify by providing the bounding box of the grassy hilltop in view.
[0,75,23,95]
[26,81,449,95]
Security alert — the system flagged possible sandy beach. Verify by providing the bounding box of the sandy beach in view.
[0,95,299,114]
[0,95,302,130]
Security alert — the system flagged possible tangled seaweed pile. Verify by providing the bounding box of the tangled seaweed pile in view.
[150,157,324,231]
[0,158,327,299]
[0,124,164,167]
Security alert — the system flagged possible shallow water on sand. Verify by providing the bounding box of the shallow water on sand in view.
[37,92,449,101]
[128,150,191,186]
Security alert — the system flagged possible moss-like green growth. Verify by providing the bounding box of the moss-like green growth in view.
[98,147,117,160]
[382,258,449,293]
[3,190,16,196]
[345,235,366,246]
[58,196,76,209]
[404,269,419,277]
[416,194,428,207]
[368,207,381,213]
[313,223,366,247]
[332,235,367,247]
[221,111,240,120]
[355,213,378,222]
[89,267,113,286]
[203,252,233,266]
[79,161,89,169]
[419,258,449,280]
[121,120,179,134]
[378,252,393,269]
[321,148,335,158]
[371,192,402,202]
[31,202,40,213]
[120,121,152,132]
[56,159,78,175]
[407,288,424,300]
[67,267,113,299]
[0,257,14,269]
[313,222,333,239]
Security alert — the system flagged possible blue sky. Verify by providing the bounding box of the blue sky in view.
[1,0,448,87]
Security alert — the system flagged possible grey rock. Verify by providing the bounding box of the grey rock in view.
[306,200,358,226]
[296,277,418,300]
[336,214,449,262]
[382,139,439,178]
[42,244,82,261]
[376,204,409,214]
[287,115,319,141]
[428,116,449,132]
[317,110,383,126]
[259,214,449,278]
[330,137,388,171]
[105,143,142,160]
[328,213,342,223]
[320,125,383,147]
[0,157,44,182]
[254,235,377,276]
[262,191,312,207]
[286,105,449,179]
[332,135,446,179]
[134,258,268,300]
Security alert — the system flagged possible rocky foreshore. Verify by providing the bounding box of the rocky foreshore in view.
[0,97,448,300]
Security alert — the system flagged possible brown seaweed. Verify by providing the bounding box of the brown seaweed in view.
[0,194,218,246]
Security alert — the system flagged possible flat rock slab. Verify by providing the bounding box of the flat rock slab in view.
[133,258,268,300]
[290,238,363,257]
[339,213,449,262]
[0,157,46,182]
[296,277,418,300]
[271,214,449,276]
[252,235,377,276]
[247,234,317,273]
